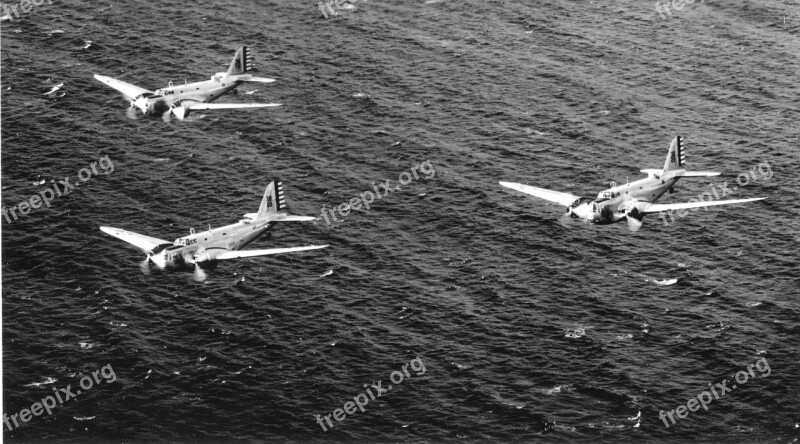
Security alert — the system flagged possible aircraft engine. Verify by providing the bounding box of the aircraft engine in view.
[170,102,190,120]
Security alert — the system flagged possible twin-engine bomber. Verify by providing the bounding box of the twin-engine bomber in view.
[94,46,281,122]
[101,180,327,281]
[500,136,765,232]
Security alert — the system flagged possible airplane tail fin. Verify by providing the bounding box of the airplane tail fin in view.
[662,136,687,173]
[255,179,285,221]
[226,46,253,77]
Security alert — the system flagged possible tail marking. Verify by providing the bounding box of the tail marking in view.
[227,47,253,77]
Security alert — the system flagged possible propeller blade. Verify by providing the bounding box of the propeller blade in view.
[625,205,644,232]
[126,106,138,120]
[194,264,207,282]
[140,256,151,274]
[558,211,573,228]
[626,216,643,232]
[161,109,171,123]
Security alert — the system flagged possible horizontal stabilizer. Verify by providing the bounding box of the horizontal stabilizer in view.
[499,181,581,207]
[242,76,275,83]
[639,197,765,214]
[271,215,316,222]
[187,103,281,110]
[214,245,328,261]
[243,213,315,222]
[677,171,721,177]
[100,226,172,254]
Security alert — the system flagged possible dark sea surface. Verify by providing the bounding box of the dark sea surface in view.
[2,0,799,442]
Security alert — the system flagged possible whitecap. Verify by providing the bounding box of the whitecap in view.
[44,83,64,95]
[24,377,57,387]
[545,384,572,395]
[565,326,589,338]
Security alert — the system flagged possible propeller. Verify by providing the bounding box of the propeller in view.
[624,204,645,232]
[122,94,149,119]
[139,256,151,274]
[184,247,212,282]
[132,96,149,114]
[150,250,167,269]
[193,264,208,282]
[170,103,188,120]
[626,215,644,232]
[161,109,171,123]
[126,105,139,120]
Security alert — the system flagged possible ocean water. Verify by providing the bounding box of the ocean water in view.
[2,0,799,442]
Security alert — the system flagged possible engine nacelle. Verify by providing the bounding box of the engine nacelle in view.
[171,103,189,120]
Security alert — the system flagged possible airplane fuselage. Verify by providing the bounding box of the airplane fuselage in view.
[154,217,276,270]
[571,171,682,224]
[135,73,245,117]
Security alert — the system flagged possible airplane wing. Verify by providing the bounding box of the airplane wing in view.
[187,103,281,110]
[100,226,173,253]
[93,75,152,99]
[638,197,765,214]
[499,182,581,207]
[213,245,328,261]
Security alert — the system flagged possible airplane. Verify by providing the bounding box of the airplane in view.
[93,46,281,122]
[100,180,328,281]
[500,136,766,232]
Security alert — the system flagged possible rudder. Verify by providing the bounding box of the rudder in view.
[226,47,253,76]
[255,179,285,220]
[662,135,686,173]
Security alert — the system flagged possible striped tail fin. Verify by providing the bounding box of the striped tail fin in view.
[255,179,286,221]
[662,135,686,173]
[226,47,253,76]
